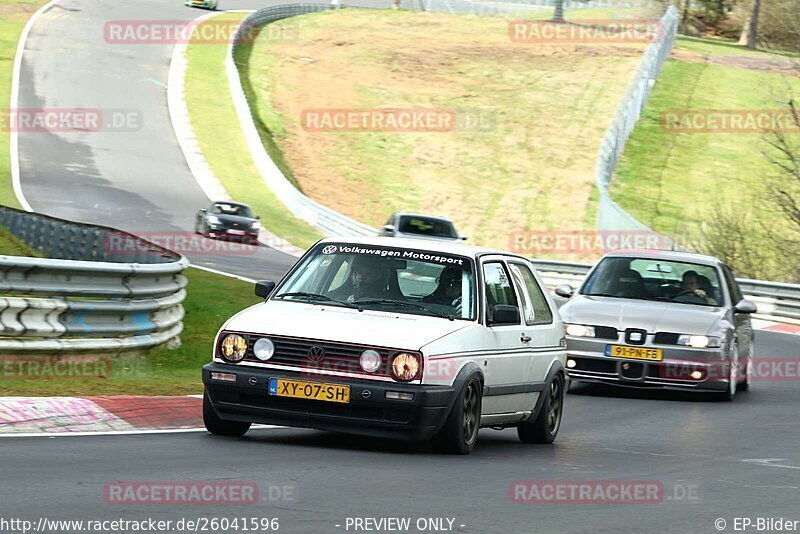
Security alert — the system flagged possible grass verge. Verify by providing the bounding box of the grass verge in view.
[237,8,661,252]
[610,36,800,240]
[184,12,322,249]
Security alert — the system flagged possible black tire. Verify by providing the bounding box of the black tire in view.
[714,344,739,402]
[203,391,250,437]
[432,376,482,454]
[518,373,564,444]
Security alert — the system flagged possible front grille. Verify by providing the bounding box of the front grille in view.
[624,328,648,345]
[222,333,410,379]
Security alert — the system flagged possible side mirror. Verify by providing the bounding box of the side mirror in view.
[382,224,395,234]
[490,304,520,326]
[200,208,208,213]
[256,215,261,220]
[555,284,575,299]
[734,299,757,314]
[460,236,468,241]
[255,280,276,298]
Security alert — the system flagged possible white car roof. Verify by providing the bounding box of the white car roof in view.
[603,249,722,267]
[318,236,520,260]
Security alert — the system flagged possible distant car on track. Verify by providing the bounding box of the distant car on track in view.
[379,212,466,242]
[195,201,260,245]
[557,250,757,401]
[185,0,218,9]
[202,236,566,453]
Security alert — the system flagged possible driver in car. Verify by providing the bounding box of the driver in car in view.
[678,270,716,305]
[332,257,397,303]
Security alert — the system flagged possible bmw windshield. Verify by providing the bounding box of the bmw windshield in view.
[581,257,724,307]
[274,243,476,320]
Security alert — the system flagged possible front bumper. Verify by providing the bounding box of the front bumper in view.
[565,337,731,392]
[206,226,258,240]
[203,363,457,440]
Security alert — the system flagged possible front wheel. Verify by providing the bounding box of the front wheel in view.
[432,376,482,454]
[715,344,739,402]
[203,391,250,437]
[518,373,564,444]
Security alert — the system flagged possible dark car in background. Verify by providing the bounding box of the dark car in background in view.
[195,201,261,245]
[379,212,466,242]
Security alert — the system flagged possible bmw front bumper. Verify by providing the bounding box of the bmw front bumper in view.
[202,363,458,440]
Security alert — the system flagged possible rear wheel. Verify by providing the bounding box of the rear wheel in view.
[203,391,250,437]
[432,376,482,454]
[518,373,564,444]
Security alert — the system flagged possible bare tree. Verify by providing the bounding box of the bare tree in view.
[737,0,762,48]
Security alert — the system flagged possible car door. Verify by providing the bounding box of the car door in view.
[478,257,535,415]
[722,264,752,361]
[507,260,563,385]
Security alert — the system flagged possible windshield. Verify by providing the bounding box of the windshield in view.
[398,216,457,238]
[211,203,253,218]
[275,243,475,320]
[581,257,724,307]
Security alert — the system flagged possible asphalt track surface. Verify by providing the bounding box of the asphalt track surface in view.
[9,1,800,533]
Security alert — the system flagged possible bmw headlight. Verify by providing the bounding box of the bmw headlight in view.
[251,221,261,230]
[565,324,596,338]
[359,349,382,373]
[677,335,721,348]
[219,333,247,362]
[391,353,421,381]
[207,215,221,224]
[253,337,275,361]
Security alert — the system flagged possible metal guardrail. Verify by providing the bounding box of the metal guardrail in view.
[0,206,188,352]
[530,259,800,322]
[228,4,378,238]
[595,5,679,233]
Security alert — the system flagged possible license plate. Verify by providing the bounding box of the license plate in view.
[227,229,245,235]
[605,345,663,361]
[268,378,350,403]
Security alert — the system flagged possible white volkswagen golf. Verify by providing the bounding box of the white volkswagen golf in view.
[203,237,566,454]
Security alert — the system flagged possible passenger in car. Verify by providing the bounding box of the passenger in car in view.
[421,266,463,314]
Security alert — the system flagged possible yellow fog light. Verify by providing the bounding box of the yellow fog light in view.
[220,334,247,362]
[391,353,421,382]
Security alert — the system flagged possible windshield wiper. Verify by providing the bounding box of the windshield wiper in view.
[354,298,455,321]
[274,292,361,309]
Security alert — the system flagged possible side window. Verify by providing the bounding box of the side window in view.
[509,262,553,325]
[483,262,519,324]
[722,266,743,304]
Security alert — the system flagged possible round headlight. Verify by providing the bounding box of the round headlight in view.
[253,337,275,361]
[220,333,247,362]
[391,353,421,381]
[359,349,382,373]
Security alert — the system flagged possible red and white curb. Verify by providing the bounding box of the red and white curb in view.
[0,395,206,436]
[753,319,800,336]
[166,11,303,259]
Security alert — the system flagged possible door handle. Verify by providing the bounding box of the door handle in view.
[520,334,532,343]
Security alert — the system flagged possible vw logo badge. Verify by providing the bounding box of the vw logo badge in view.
[308,346,326,362]
[361,389,372,399]
[322,245,337,255]
[248,377,258,386]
